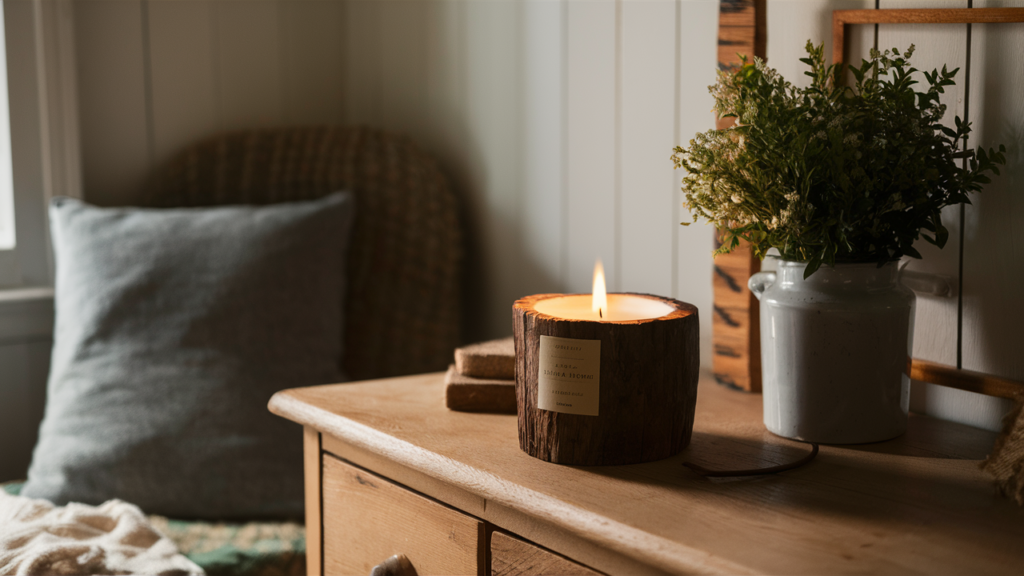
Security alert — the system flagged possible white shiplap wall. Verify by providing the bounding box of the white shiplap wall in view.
[769,0,1023,431]
[73,0,720,362]
[961,0,1024,425]
[63,0,1022,436]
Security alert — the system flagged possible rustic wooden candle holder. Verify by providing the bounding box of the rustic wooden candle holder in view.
[513,293,700,466]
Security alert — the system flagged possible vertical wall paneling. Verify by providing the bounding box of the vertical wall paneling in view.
[521,0,565,296]
[675,0,721,369]
[278,0,346,126]
[59,0,1021,432]
[873,1,1006,430]
[565,0,617,294]
[878,1,968,374]
[956,0,1024,425]
[964,1,1024,380]
[363,0,529,340]
[619,0,676,297]
[418,1,485,340]
[147,1,219,168]
[420,0,467,172]
[614,0,622,291]
[214,1,283,132]
[463,0,524,337]
[765,0,874,88]
[74,0,150,206]
[764,0,1019,430]
[344,0,383,127]
[378,1,430,142]
[418,0,472,235]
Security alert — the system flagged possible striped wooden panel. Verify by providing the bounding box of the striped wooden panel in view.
[712,230,761,392]
[712,0,765,392]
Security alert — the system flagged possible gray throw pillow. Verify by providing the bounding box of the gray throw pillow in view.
[22,193,355,519]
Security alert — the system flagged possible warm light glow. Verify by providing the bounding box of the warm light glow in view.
[534,294,674,322]
[592,259,607,319]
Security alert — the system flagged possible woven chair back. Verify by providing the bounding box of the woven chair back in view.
[143,126,462,381]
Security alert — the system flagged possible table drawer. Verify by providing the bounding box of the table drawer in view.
[322,454,484,575]
[490,532,600,576]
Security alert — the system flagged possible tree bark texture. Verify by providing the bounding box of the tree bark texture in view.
[513,293,700,465]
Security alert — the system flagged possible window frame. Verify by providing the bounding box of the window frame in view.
[1,0,82,288]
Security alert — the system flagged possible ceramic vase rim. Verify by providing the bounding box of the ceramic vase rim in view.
[768,257,901,269]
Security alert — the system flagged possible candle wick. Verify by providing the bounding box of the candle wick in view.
[599,308,603,319]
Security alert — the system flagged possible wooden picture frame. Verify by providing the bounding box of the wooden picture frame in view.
[833,8,1024,66]
[832,7,1024,401]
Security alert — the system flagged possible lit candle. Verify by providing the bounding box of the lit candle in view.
[592,259,607,317]
[531,260,675,322]
[513,260,701,466]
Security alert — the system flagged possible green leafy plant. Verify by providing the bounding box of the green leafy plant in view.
[672,42,1006,277]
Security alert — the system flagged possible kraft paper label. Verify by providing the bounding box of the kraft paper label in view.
[538,335,601,416]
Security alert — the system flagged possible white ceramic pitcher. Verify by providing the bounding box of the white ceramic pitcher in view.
[748,260,915,444]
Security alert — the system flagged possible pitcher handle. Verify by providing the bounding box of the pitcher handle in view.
[748,271,776,301]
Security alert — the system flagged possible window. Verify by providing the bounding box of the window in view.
[0,3,16,284]
[0,0,82,288]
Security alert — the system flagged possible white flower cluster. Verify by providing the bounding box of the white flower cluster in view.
[770,189,814,232]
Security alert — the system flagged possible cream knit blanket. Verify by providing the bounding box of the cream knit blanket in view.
[0,491,203,575]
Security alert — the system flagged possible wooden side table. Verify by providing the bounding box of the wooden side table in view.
[270,372,1024,575]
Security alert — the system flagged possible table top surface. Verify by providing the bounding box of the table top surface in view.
[270,371,1024,575]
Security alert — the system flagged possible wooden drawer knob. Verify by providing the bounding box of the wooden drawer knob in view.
[370,554,416,576]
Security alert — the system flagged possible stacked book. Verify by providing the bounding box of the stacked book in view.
[445,337,516,414]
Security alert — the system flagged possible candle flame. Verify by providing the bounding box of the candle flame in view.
[592,259,607,319]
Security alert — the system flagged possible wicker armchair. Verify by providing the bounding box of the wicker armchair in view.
[142,126,462,381]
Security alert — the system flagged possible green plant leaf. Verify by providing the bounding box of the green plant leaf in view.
[804,257,823,279]
[672,41,1005,277]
